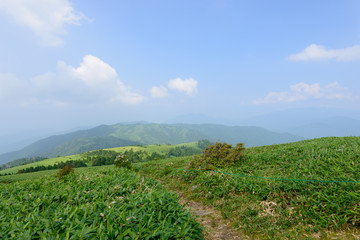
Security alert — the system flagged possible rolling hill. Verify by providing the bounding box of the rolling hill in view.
[0,123,304,165]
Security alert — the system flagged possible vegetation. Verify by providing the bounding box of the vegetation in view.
[47,136,140,158]
[57,164,74,179]
[167,145,201,157]
[82,150,119,166]
[80,147,199,167]
[0,122,303,165]
[196,139,213,150]
[17,159,87,174]
[2,136,360,238]
[0,166,203,239]
[0,155,83,175]
[0,169,59,184]
[0,142,205,175]
[117,149,166,162]
[190,142,245,170]
[0,172,13,177]
[174,123,303,146]
[135,137,360,239]
[0,156,48,170]
[114,153,132,169]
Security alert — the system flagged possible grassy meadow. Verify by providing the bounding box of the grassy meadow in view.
[0,155,83,175]
[1,137,360,239]
[0,142,199,175]
[108,142,199,154]
[0,165,203,239]
[135,137,360,239]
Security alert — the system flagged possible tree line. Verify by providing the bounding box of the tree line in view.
[0,157,48,170]
[16,160,87,174]
[7,140,213,175]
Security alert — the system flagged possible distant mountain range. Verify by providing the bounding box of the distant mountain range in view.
[0,123,304,165]
[166,108,360,139]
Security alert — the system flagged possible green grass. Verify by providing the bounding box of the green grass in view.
[0,165,203,239]
[0,169,58,183]
[0,142,199,175]
[0,155,83,175]
[3,137,360,239]
[134,137,360,239]
[0,166,109,184]
[107,142,199,154]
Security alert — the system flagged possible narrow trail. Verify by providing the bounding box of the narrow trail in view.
[176,192,249,240]
[145,177,249,239]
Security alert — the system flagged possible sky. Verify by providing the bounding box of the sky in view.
[0,0,360,139]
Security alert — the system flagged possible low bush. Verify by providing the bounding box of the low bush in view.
[190,142,245,170]
[114,153,132,169]
[57,164,74,179]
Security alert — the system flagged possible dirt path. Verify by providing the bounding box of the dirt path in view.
[177,192,249,240]
[145,177,249,239]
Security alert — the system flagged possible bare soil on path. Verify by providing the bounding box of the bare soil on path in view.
[177,192,250,240]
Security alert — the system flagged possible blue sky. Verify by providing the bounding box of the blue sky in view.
[0,0,360,136]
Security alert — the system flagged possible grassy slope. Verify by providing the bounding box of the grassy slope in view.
[0,142,198,175]
[0,166,119,183]
[0,169,59,183]
[109,141,198,154]
[0,155,83,175]
[134,137,360,239]
[0,165,203,239]
[109,124,207,144]
[2,137,360,239]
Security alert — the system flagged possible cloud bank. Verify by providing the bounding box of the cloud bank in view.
[0,0,89,46]
[1,56,199,107]
[254,82,356,104]
[34,55,144,105]
[0,55,144,106]
[288,44,360,62]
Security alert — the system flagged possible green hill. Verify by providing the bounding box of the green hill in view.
[0,142,200,175]
[135,136,360,238]
[0,123,304,165]
[1,136,360,238]
[175,124,302,146]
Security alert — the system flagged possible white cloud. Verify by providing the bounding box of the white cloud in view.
[254,82,355,104]
[150,86,168,98]
[0,0,89,46]
[168,78,198,95]
[67,55,118,87]
[0,55,144,106]
[41,55,144,104]
[288,44,360,62]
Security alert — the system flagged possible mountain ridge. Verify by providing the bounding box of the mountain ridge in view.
[0,123,304,165]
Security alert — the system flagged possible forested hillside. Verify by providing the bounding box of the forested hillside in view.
[0,123,303,165]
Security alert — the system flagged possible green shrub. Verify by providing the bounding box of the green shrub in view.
[190,142,245,170]
[57,164,74,179]
[114,153,132,169]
